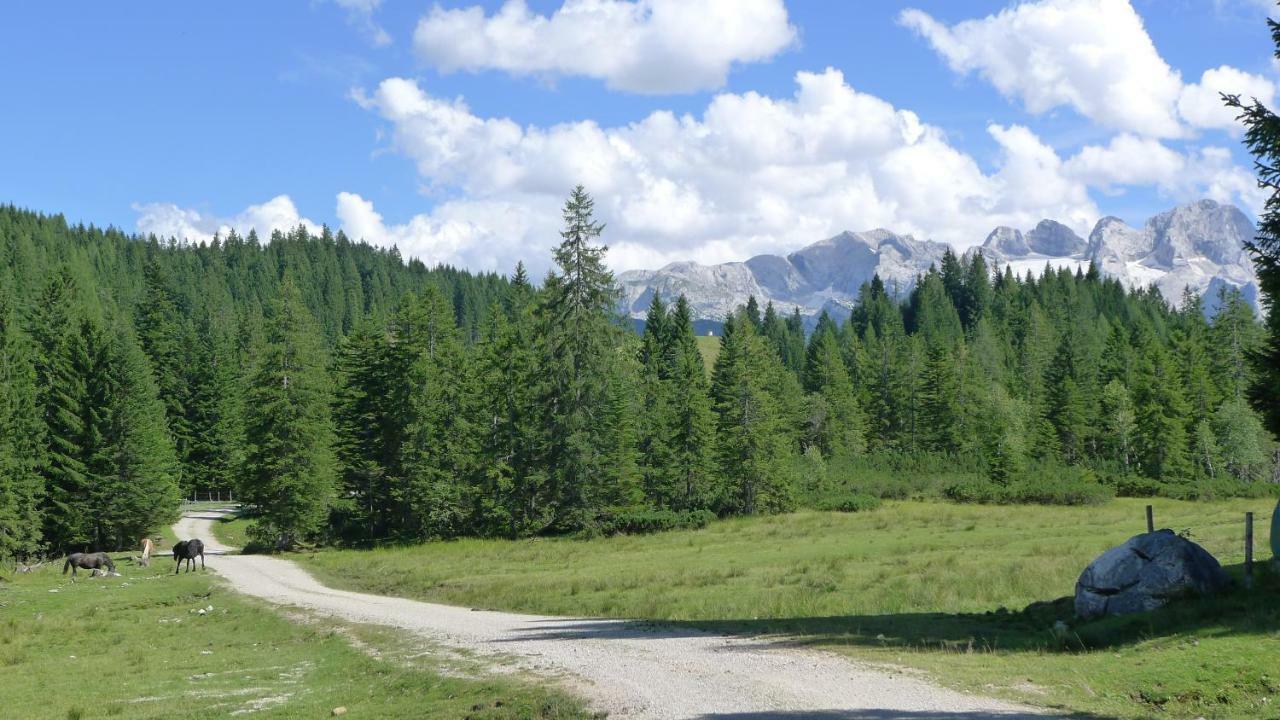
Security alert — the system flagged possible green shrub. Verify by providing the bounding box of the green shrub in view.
[946,465,1112,506]
[814,493,882,513]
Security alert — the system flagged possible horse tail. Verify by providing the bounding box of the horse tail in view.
[62,557,70,574]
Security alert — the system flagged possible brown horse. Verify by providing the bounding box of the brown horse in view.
[173,539,205,574]
[63,552,117,579]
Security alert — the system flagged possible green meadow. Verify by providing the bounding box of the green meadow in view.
[0,560,595,720]
[301,498,1280,719]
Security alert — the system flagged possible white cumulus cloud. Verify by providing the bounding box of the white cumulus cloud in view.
[412,0,796,94]
[134,195,321,243]
[900,0,1185,137]
[901,0,1274,138]
[1178,65,1276,132]
[342,69,1110,274]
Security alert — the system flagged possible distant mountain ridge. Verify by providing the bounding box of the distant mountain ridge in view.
[617,199,1259,321]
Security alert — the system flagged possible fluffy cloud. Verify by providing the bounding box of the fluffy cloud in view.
[900,0,1184,137]
[330,0,391,47]
[901,0,1274,138]
[412,0,795,94]
[1062,135,1266,212]
[341,69,1111,273]
[134,195,321,243]
[1178,65,1276,131]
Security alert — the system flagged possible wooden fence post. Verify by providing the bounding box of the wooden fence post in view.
[1245,512,1254,590]
[1146,505,1154,534]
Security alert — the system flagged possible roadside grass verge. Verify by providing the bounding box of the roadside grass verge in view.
[301,498,1278,719]
[209,513,251,551]
[0,559,596,719]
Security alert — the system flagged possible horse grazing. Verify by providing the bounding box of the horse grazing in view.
[173,539,205,574]
[63,552,117,580]
[136,537,155,567]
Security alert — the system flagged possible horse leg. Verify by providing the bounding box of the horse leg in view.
[200,552,205,571]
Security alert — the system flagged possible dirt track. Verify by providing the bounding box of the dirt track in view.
[174,509,1056,720]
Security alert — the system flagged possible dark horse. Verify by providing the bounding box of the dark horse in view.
[63,552,117,579]
[173,539,205,574]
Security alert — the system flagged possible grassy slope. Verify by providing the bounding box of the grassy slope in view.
[694,334,719,374]
[0,562,595,720]
[301,498,1280,719]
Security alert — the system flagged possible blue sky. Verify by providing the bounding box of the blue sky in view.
[2,0,1276,275]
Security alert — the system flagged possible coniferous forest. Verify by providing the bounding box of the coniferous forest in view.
[0,186,1276,557]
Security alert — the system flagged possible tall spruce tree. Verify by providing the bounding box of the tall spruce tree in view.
[538,186,637,528]
[81,320,180,550]
[476,270,549,536]
[29,271,91,550]
[401,286,482,539]
[711,313,794,515]
[0,287,44,559]
[135,260,192,489]
[240,279,338,548]
[665,295,716,510]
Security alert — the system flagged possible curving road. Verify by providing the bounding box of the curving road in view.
[173,510,1057,720]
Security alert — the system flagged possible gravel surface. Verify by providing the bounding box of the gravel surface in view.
[174,510,1059,720]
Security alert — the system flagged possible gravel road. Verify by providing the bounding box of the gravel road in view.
[174,510,1057,720]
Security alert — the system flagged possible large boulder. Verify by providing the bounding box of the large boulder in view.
[1075,529,1230,620]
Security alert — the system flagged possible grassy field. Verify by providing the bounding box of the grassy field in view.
[301,498,1280,719]
[0,559,596,719]
[694,334,719,373]
[209,513,251,550]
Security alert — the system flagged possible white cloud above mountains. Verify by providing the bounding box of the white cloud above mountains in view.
[900,0,1274,138]
[412,0,796,94]
[136,0,1273,277]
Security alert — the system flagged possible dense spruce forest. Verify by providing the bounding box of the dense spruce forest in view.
[0,187,1276,557]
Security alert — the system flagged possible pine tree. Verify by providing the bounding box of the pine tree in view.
[29,271,91,550]
[476,274,548,536]
[711,314,794,515]
[240,279,338,548]
[0,287,44,559]
[82,321,180,550]
[1133,340,1193,482]
[135,260,193,489]
[802,330,866,458]
[539,186,636,528]
[183,302,243,494]
[332,318,396,540]
[400,286,482,539]
[637,293,677,507]
[919,342,962,453]
[665,295,716,510]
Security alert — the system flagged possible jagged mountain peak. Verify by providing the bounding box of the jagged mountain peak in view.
[617,199,1259,323]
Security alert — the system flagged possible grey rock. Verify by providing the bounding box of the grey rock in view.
[1026,220,1086,256]
[1074,529,1230,620]
[983,226,1030,256]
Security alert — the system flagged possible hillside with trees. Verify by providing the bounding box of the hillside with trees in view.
[0,188,1275,556]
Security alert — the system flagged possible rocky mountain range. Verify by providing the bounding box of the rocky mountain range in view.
[617,199,1260,322]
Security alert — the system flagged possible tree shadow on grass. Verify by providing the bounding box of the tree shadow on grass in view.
[495,562,1277,658]
[674,561,1278,655]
